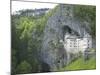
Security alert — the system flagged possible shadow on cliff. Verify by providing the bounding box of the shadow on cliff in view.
[40,62,51,72]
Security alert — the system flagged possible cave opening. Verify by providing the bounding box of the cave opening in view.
[62,25,79,40]
[62,26,72,40]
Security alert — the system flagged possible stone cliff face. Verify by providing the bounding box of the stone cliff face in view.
[40,4,94,71]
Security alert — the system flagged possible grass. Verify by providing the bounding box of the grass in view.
[59,57,96,71]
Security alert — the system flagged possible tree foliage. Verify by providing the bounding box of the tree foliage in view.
[11,8,55,74]
[16,61,32,74]
[74,5,96,38]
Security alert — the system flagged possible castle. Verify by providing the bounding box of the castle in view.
[63,32,92,54]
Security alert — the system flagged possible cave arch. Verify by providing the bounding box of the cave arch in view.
[62,25,79,40]
[62,25,72,40]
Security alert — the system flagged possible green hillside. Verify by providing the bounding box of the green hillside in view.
[60,57,96,71]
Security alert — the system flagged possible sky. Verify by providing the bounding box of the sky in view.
[11,0,95,14]
[11,1,58,14]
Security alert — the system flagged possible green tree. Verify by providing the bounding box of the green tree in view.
[16,61,32,74]
[11,8,57,74]
[74,5,96,38]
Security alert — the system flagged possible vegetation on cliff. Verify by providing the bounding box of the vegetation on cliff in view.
[74,5,96,38]
[11,8,56,74]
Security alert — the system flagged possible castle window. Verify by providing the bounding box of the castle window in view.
[58,60,60,63]
[88,44,89,47]
[70,45,72,47]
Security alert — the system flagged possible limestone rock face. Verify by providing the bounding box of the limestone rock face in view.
[40,4,93,71]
